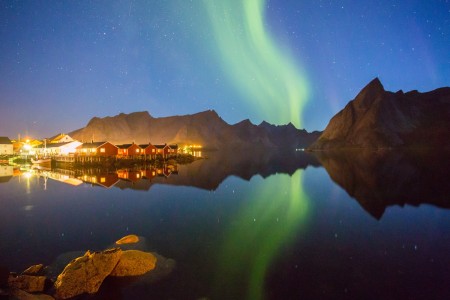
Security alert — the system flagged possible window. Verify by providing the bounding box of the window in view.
[100,148,105,153]
[136,149,140,153]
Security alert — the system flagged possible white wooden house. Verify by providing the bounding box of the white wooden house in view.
[48,133,75,144]
[35,141,82,156]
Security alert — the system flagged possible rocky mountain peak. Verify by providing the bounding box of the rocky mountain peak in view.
[258,120,272,128]
[353,77,386,109]
[235,119,254,126]
[308,78,450,150]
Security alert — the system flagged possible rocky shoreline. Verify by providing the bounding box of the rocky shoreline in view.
[0,235,175,299]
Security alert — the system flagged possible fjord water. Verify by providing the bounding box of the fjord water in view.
[0,151,449,299]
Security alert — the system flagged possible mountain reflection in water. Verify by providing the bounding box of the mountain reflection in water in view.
[315,149,450,219]
[12,149,450,220]
[0,150,449,299]
[26,150,320,192]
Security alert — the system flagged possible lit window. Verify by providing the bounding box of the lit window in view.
[152,149,155,153]
[101,177,106,183]
[100,148,105,153]
[136,149,139,153]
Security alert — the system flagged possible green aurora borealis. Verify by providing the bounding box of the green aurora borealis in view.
[2,0,449,137]
[202,0,309,128]
[215,170,310,299]
[201,3,310,295]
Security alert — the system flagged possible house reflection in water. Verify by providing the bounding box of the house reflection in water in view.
[117,169,144,183]
[78,171,120,188]
[117,165,178,182]
[47,164,179,190]
[156,164,178,177]
[115,165,179,190]
[0,165,14,184]
[41,168,83,186]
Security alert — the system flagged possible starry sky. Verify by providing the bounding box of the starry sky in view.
[1,0,449,139]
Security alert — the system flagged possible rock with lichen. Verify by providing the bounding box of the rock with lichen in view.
[22,264,45,276]
[9,288,55,299]
[110,250,157,277]
[54,248,122,299]
[8,274,46,293]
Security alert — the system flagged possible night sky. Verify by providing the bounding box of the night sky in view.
[1,0,449,139]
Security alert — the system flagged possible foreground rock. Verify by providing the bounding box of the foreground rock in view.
[110,250,157,277]
[5,235,171,299]
[54,248,122,299]
[8,274,46,293]
[9,288,55,299]
[22,264,45,276]
[309,78,450,149]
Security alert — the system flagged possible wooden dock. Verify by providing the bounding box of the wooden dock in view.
[53,155,115,164]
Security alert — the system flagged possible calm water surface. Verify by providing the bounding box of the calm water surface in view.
[0,151,449,299]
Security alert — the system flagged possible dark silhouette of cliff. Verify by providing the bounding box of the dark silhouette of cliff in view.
[309,78,450,149]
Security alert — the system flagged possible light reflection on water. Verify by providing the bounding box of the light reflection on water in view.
[215,170,310,299]
[0,150,449,299]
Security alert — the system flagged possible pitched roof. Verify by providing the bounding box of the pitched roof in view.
[35,142,72,149]
[0,137,12,144]
[117,144,133,149]
[138,143,155,149]
[154,144,167,149]
[48,133,65,141]
[78,141,116,149]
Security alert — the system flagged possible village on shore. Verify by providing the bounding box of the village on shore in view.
[0,133,202,165]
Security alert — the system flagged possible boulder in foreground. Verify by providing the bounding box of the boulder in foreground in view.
[110,250,157,277]
[8,274,46,293]
[10,288,55,299]
[54,248,122,299]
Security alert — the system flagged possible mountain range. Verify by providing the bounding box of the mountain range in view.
[308,78,450,149]
[70,110,321,149]
[69,78,449,150]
